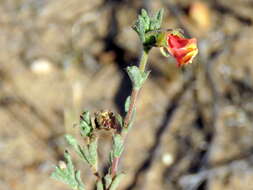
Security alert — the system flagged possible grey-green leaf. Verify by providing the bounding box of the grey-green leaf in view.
[51,151,85,190]
[65,135,97,168]
[124,96,131,112]
[127,66,150,90]
[109,173,125,190]
[112,134,124,158]
[140,9,150,31]
[96,179,104,190]
[80,111,93,137]
[104,174,113,189]
[115,113,123,128]
[65,135,84,159]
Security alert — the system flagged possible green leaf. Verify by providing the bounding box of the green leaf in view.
[150,9,164,30]
[96,179,104,190]
[65,135,84,159]
[111,134,124,158]
[133,9,151,43]
[87,139,98,167]
[109,173,125,190]
[65,135,97,169]
[124,96,131,112]
[127,66,150,90]
[51,151,85,190]
[140,9,150,32]
[104,174,113,189]
[80,111,93,137]
[115,113,123,128]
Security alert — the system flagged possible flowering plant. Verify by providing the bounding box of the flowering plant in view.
[51,9,198,190]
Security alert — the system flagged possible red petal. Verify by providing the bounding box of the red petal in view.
[167,34,189,49]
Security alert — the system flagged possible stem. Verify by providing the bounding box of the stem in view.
[123,49,149,129]
[139,49,149,72]
[110,49,149,178]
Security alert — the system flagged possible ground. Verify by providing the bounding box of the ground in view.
[1,0,253,190]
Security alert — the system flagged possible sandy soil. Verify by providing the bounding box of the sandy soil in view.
[1,0,253,190]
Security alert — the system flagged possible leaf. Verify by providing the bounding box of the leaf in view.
[96,179,104,190]
[111,134,124,158]
[65,135,98,169]
[127,66,150,90]
[65,135,84,159]
[80,111,93,137]
[87,139,98,167]
[133,9,151,43]
[140,9,150,32]
[124,96,131,112]
[104,174,113,189]
[109,173,125,190]
[150,9,164,30]
[51,151,85,190]
[115,113,123,128]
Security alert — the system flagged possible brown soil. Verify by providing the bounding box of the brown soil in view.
[1,0,253,190]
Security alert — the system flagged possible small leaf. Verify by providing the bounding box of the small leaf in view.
[80,111,93,137]
[88,139,98,167]
[126,66,150,90]
[115,113,123,128]
[112,134,124,158]
[51,151,85,190]
[81,139,98,168]
[75,171,85,190]
[104,174,113,189]
[81,111,91,125]
[140,9,150,32]
[109,173,125,190]
[156,9,164,27]
[124,96,131,112]
[133,9,151,43]
[96,179,104,190]
[65,135,98,169]
[150,9,164,30]
[65,135,84,159]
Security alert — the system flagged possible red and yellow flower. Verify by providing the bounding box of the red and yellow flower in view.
[157,30,198,67]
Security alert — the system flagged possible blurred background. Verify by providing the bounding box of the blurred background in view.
[1,0,253,189]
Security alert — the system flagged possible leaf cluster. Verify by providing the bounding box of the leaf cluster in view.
[133,9,164,47]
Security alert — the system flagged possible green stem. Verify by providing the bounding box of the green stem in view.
[110,49,149,178]
[139,49,149,72]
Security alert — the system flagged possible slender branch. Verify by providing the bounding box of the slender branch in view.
[110,49,149,178]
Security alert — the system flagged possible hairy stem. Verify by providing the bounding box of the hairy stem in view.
[110,49,149,178]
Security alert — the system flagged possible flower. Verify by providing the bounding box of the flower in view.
[156,30,198,67]
[166,33,198,67]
